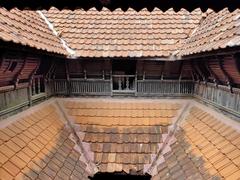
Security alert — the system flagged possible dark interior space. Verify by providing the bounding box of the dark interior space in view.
[112,60,136,75]
[90,172,152,180]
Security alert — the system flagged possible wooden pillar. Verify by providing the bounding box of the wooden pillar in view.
[84,69,87,80]
[28,85,32,107]
[110,70,113,96]
[65,59,71,96]
[135,71,138,96]
[102,70,105,80]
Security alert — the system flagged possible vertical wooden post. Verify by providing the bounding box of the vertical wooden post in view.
[118,77,122,90]
[84,69,87,80]
[37,77,41,94]
[110,70,113,96]
[65,60,71,96]
[102,70,105,80]
[28,85,32,107]
[32,78,35,96]
[126,77,129,90]
[135,71,138,96]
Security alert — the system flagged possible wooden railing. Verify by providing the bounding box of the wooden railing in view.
[194,82,240,116]
[70,79,111,95]
[137,80,194,96]
[53,79,111,96]
[112,75,136,92]
[31,75,44,96]
[53,79,68,95]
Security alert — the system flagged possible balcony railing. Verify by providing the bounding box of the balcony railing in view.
[112,75,136,93]
[53,79,111,96]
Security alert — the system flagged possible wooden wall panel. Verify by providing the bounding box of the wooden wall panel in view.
[0,57,24,86]
[208,59,227,85]
[68,59,84,78]
[18,58,39,81]
[163,61,181,79]
[180,61,193,79]
[137,61,164,79]
[222,56,240,85]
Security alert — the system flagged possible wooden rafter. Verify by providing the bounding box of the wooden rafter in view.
[193,60,207,82]
[29,59,41,85]
[217,56,233,89]
[14,58,26,88]
[204,60,219,85]
[190,61,200,81]
[65,59,71,95]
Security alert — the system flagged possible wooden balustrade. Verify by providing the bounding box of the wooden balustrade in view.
[31,75,44,96]
[53,79,111,95]
[112,75,135,92]
[194,82,240,116]
[137,80,194,96]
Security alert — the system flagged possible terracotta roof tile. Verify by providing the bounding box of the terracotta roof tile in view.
[1,99,240,178]
[43,8,202,58]
[153,106,240,179]
[63,100,181,174]
[0,104,90,180]
[179,8,240,56]
[0,8,67,55]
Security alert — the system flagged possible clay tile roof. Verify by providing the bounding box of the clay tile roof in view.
[43,7,203,58]
[0,103,90,180]
[63,99,181,174]
[0,8,68,55]
[152,106,240,179]
[178,8,240,56]
[0,99,240,179]
[1,8,240,58]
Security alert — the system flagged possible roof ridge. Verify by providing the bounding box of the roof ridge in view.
[146,102,191,176]
[172,8,213,57]
[37,10,76,57]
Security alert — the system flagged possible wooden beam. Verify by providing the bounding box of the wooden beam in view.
[218,56,233,91]
[45,61,55,80]
[204,60,219,85]
[193,61,207,82]
[14,58,26,89]
[190,61,200,82]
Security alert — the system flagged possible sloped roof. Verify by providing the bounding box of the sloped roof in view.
[0,8,239,58]
[43,8,202,58]
[0,8,67,55]
[0,103,90,179]
[64,100,180,173]
[153,106,240,179]
[0,99,240,179]
[179,8,240,56]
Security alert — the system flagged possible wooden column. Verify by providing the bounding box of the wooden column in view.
[65,59,71,96]
[135,71,138,96]
[110,70,113,96]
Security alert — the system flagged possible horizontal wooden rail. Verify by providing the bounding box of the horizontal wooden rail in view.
[53,79,111,96]
[194,82,240,116]
[137,80,194,96]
